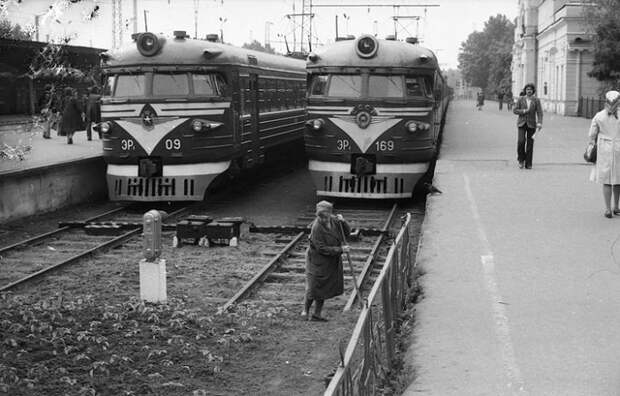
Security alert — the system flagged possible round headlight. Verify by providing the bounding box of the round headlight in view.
[406,122,417,133]
[356,35,378,58]
[192,120,203,132]
[137,32,160,56]
[312,119,324,131]
[100,121,110,133]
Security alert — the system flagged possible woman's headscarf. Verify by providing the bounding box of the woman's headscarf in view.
[605,90,620,118]
[315,200,333,216]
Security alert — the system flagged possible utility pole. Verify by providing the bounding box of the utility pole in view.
[112,0,123,48]
[286,0,314,53]
[133,0,138,34]
[193,0,199,39]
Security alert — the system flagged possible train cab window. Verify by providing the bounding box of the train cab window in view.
[102,75,115,96]
[309,75,328,95]
[406,76,432,98]
[153,73,189,96]
[368,75,404,98]
[192,73,225,96]
[327,75,362,98]
[114,74,146,97]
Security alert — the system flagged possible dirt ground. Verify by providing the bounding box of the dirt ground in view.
[0,164,423,395]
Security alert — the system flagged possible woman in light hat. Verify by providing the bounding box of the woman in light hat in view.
[589,90,620,218]
[303,200,350,321]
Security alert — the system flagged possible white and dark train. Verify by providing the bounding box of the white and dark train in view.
[304,35,450,199]
[99,31,306,201]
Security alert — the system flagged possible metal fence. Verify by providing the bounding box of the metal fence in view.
[324,213,414,396]
[578,96,605,119]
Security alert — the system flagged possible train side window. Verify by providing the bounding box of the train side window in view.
[115,74,146,97]
[192,73,225,96]
[309,75,328,96]
[153,73,189,96]
[327,75,362,98]
[369,75,404,98]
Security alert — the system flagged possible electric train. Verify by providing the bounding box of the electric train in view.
[304,35,450,199]
[99,31,306,201]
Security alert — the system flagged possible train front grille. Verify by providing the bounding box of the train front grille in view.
[323,175,406,195]
[111,177,196,199]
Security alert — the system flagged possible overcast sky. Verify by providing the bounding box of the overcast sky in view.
[4,0,519,69]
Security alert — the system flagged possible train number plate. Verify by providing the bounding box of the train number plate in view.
[350,154,376,176]
[138,157,163,177]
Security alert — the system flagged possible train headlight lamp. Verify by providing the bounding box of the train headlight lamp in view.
[137,32,160,57]
[191,119,223,132]
[191,120,203,132]
[305,118,324,131]
[355,35,378,59]
[100,121,111,133]
[406,121,431,133]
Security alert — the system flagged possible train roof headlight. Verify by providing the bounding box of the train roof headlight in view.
[100,121,111,133]
[356,35,378,58]
[137,32,160,57]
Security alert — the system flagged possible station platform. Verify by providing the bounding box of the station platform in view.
[403,100,620,395]
[0,120,102,175]
[0,121,106,222]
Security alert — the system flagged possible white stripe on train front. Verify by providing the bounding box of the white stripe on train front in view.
[101,102,230,118]
[309,160,428,173]
[107,161,231,177]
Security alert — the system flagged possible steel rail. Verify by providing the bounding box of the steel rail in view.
[0,206,128,255]
[0,206,191,292]
[342,203,398,311]
[219,231,306,313]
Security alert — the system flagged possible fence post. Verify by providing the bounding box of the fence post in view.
[382,264,394,373]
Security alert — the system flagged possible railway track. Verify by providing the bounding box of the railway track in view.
[219,203,399,313]
[0,205,191,292]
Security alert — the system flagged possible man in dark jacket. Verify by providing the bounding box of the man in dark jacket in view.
[303,201,350,322]
[60,87,84,144]
[85,86,101,140]
[513,83,543,169]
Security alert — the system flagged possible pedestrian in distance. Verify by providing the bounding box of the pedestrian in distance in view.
[85,86,102,140]
[506,90,513,110]
[38,84,56,139]
[302,200,350,322]
[588,90,620,218]
[513,83,543,169]
[476,91,485,111]
[497,89,505,110]
[60,87,84,145]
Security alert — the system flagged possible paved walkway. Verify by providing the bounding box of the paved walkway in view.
[0,123,102,175]
[403,100,620,395]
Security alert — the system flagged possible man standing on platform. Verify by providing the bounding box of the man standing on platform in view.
[513,83,543,169]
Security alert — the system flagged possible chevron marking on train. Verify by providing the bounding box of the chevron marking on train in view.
[101,104,143,117]
[330,117,400,153]
[375,107,432,116]
[307,106,353,115]
[151,102,230,116]
[116,118,187,155]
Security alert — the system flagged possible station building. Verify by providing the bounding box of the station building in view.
[511,0,604,116]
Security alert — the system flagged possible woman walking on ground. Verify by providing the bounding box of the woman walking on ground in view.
[60,87,84,145]
[303,201,350,322]
[588,90,620,218]
[513,83,543,169]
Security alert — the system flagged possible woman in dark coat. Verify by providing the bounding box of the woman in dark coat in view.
[60,87,84,144]
[303,200,350,322]
[85,86,101,140]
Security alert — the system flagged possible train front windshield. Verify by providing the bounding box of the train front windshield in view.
[309,74,432,99]
[103,72,227,98]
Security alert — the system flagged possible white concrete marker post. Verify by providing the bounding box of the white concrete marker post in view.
[139,210,167,303]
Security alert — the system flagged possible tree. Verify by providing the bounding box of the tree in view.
[583,0,620,85]
[242,40,276,54]
[458,14,514,93]
[0,18,32,40]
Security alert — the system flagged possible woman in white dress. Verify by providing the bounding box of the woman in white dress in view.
[589,90,620,218]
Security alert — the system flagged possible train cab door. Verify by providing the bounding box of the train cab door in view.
[247,73,263,167]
